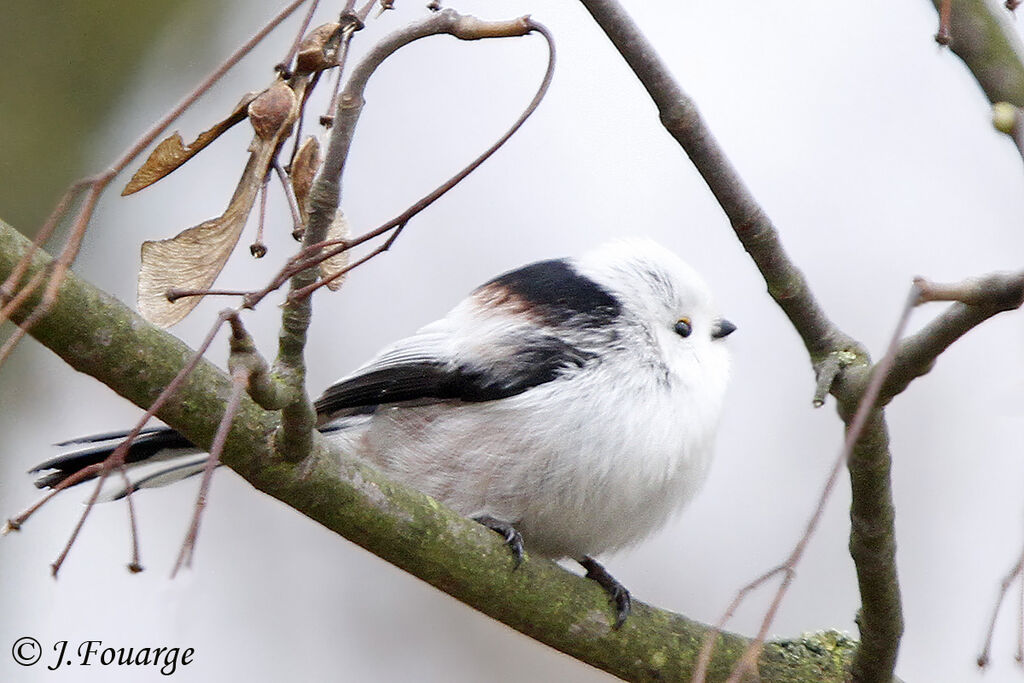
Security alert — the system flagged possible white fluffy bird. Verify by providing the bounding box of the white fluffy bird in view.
[33,239,734,626]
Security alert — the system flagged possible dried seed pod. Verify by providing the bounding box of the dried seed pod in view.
[295,23,341,74]
[248,82,297,140]
[290,136,323,223]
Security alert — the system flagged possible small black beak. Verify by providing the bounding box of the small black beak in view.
[712,318,736,339]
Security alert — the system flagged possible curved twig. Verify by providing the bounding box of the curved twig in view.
[293,17,556,297]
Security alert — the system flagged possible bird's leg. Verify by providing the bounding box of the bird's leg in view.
[578,556,631,629]
[473,515,524,568]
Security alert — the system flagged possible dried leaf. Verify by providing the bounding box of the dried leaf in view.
[290,136,322,224]
[320,211,350,291]
[295,23,341,74]
[122,91,258,196]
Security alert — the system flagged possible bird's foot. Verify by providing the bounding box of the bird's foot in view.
[579,556,631,629]
[474,515,524,568]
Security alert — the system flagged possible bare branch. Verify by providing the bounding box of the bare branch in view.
[577,0,855,367]
[696,288,915,680]
[43,309,233,577]
[227,312,289,411]
[882,271,1024,402]
[979,545,1024,668]
[575,3,909,680]
[173,357,250,577]
[926,0,1024,106]
[0,178,108,366]
[118,466,144,573]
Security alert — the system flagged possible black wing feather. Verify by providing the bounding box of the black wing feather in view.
[314,337,592,419]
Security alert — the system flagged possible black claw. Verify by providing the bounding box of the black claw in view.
[579,556,631,629]
[474,515,524,568]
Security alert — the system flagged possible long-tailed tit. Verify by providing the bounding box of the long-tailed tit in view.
[32,238,735,627]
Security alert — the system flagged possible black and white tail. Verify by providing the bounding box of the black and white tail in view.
[31,427,208,501]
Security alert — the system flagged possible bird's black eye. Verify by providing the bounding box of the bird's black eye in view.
[674,318,692,338]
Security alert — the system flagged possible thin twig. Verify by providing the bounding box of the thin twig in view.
[319,18,361,128]
[0,180,107,367]
[356,0,380,23]
[4,487,70,536]
[295,15,554,298]
[175,10,551,316]
[119,466,144,573]
[692,565,788,681]
[172,359,250,577]
[979,547,1024,667]
[276,0,322,77]
[50,462,115,577]
[250,171,271,258]
[0,267,48,326]
[166,288,253,303]
[272,160,305,235]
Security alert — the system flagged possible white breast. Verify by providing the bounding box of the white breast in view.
[330,337,730,560]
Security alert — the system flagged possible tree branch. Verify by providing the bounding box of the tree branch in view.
[576,2,904,680]
[576,0,856,368]
[881,271,1024,402]
[1,217,861,682]
[928,0,1024,106]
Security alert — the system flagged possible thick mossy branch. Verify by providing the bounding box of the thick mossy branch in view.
[1,218,856,681]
